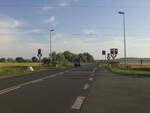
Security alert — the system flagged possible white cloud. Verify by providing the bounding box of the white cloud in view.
[42,6,54,11]
[40,0,79,13]
[83,29,96,35]
[43,16,56,24]
[30,29,40,33]
[59,2,70,7]
[0,19,22,28]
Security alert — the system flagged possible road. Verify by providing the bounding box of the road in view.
[81,66,150,113]
[0,63,98,113]
[1,63,150,113]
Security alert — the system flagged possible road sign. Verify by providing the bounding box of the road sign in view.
[110,48,118,60]
[38,49,41,55]
[102,50,106,55]
[37,49,42,61]
[107,53,111,60]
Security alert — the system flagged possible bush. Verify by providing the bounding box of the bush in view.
[15,57,25,62]
[32,56,38,62]
[0,58,6,62]
[42,57,50,64]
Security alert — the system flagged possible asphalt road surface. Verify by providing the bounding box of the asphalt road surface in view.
[1,63,150,113]
[81,66,150,113]
[0,63,98,113]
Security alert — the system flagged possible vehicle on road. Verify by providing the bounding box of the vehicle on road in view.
[73,58,81,67]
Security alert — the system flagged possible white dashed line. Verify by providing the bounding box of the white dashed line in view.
[71,96,86,110]
[0,70,69,95]
[91,74,95,77]
[83,84,90,90]
[92,67,97,73]
[0,86,21,95]
[89,77,94,81]
[31,78,44,84]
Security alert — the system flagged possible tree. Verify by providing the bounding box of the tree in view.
[83,53,94,62]
[6,58,14,62]
[15,57,25,62]
[71,54,78,62]
[32,56,38,62]
[56,53,66,64]
[63,51,74,62]
[52,51,57,63]
[42,57,50,64]
[78,54,87,62]
[0,58,6,62]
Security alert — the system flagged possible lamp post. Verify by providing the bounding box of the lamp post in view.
[50,29,54,63]
[118,11,127,66]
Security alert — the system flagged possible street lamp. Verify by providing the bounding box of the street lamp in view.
[50,29,55,63]
[118,11,127,66]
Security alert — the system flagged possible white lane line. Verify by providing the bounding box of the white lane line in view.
[65,70,69,73]
[0,86,21,95]
[91,74,95,77]
[92,67,97,73]
[31,78,43,84]
[89,77,94,81]
[58,72,64,75]
[83,84,90,90]
[0,70,69,95]
[71,96,86,110]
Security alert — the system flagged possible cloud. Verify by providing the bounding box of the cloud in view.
[42,6,54,11]
[30,29,40,33]
[59,1,70,7]
[0,18,22,28]
[43,16,56,24]
[82,29,96,35]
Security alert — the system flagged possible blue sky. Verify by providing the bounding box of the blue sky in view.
[0,0,150,59]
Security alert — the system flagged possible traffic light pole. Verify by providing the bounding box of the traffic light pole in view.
[123,14,127,66]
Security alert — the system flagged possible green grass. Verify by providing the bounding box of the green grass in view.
[0,62,74,77]
[100,64,150,76]
[0,62,91,77]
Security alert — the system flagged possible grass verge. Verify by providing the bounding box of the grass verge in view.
[0,63,74,77]
[100,64,150,76]
[0,62,91,77]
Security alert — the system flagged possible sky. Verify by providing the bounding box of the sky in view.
[0,0,150,59]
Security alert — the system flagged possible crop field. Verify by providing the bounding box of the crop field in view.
[0,62,48,77]
[119,61,150,69]
[0,62,40,67]
[0,62,76,77]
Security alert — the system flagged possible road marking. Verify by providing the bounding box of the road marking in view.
[91,73,95,77]
[58,72,64,75]
[31,78,43,83]
[83,84,90,90]
[92,67,97,73]
[71,96,86,110]
[89,77,94,81]
[65,70,69,73]
[0,70,69,95]
[0,86,21,95]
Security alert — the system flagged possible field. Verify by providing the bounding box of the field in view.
[119,61,150,69]
[101,61,150,76]
[0,62,73,77]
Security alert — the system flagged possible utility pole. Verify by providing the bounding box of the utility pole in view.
[118,11,127,66]
[50,29,54,64]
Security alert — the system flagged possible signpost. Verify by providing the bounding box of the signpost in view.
[107,53,111,61]
[110,48,118,60]
[102,50,106,63]
[37,49,42,68]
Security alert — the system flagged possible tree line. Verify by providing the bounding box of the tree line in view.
[0,51,94,64]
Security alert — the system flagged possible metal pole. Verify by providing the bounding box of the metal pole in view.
[50,30,52,63]
[119,11,127,67]
[123,14,127,66]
